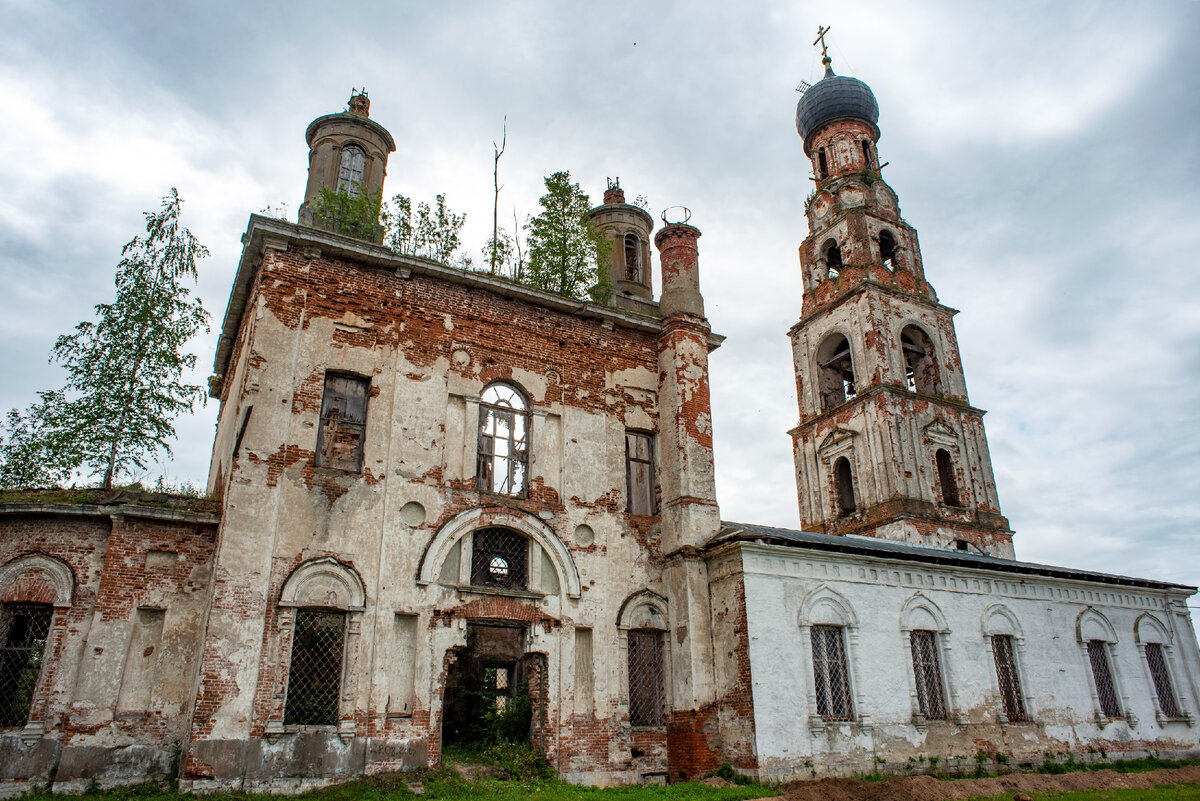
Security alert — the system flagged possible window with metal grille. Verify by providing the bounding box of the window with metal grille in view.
[991,634,1027,722]
[316,373,368,472]
[336,145,366,197]
[811,624,853,721]
[627,629,664,727]
[477,383,529,496]
[910,630,947,720]
[1145,643,1181,718]
[625,431,656,515]
[1086,640,1122,718]
[0,603,52,728]
[284,609,345,726]
[624,233,642,283]
[470,527,528,590]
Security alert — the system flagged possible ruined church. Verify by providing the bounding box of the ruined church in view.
[0,56,1197,794]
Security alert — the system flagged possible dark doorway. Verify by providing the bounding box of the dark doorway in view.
[442,622,536,747]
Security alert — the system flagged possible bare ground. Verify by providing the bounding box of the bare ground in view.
[774,765,1200,801]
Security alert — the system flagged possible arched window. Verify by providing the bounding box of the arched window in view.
[623,233,642,283]
[901,325,939,394]
[823,238,843,279]
[0,603,53,727]
[470,527,528,590]
[878,230,897,269]
[834,456,856,516]
[862,140,875,167]
[817,333,856,409]
[818,148,829,179]
[618,593,668,728]
[336,145,366,197]
[477,383,529,496]
[935,449,960,507]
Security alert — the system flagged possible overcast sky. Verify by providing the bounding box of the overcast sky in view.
[1,1,1197,600]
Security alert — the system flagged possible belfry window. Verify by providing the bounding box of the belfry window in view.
[823,238,842,279]
[624,233,642,283]
[817,333,856,409]
[901,325,939,395]
[0,603,52,727]
[477,382,529,496]
[336,145,366,197]
[470,527,528,590]
[834,456,856,516]
[878,230,897,268]
[861,140,873,167]
[817,148,829,179]
[935,449,961,507]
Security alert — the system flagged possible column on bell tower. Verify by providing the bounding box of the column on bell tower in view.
[788,51,1014,558]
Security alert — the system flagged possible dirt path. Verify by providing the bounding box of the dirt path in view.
[773,765,1200,800]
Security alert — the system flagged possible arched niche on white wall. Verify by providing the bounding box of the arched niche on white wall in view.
[981,603,1024,639]
[617,589,668,631]
[1077,607,1118,644]
[279,557,365,611]
[0,552,75,607]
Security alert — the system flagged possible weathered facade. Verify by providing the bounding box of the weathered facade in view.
[0,65,1197,792]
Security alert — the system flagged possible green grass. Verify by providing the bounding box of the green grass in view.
[1035,756,1200,776]
[967,785,1200,800]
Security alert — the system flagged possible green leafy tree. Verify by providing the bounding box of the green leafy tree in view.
[33,189,211,489]
[311,187,383,241]
[481,228,514,277]
[0,396,75,489]
[382,192,466,263]
[524,171,611,301]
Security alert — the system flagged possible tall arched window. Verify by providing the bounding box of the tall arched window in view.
[861,140,874,167]
[818,148,829,179]
[817,333,856,410]
[336,145,366,197]
[878,230,897,269]
[823,238,843,279]
[477,383,529,496]
[834,456,856,516]
[935,448,960,506]
[623,233,642,283]
[0,603,53,727]
[901,325,939,395]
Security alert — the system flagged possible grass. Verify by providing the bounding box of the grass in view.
[967,785,1200,800]
[1035,755,1200,776]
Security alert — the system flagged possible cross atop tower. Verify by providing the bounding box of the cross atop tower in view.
[813,25,834,74]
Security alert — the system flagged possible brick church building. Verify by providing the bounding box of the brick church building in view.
[0,56,1196,793]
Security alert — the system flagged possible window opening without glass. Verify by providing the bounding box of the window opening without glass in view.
[910,629,947,720]
[625,431,656,515]
[624,233,642,283]
[817,334,855,409]
[991,634,1027,721]
[1087,639,1122,718]
[627,629,664,727]
[811,624,853,721]
[477,383,529,496]
[0,603,52,727]
[470,527,528,590]
[878,229,897,268]
[834,457,856,517]
[901,325,938,394]
[1145,643,1181,718]
[316,373,368,472]
[336,145,366,197]
[936,449,961,507]
[284,609,345,726]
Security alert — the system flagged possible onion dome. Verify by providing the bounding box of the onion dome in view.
[795,65,880,156]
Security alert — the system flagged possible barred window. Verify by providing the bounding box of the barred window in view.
[336,145,366,197]
[284,609,345,726]
[991,634,1027,722]
[1086,640,1122,718]
[0,603,52,728]
[470,527,527,590]
[627,629,664,727]
[625,432,656,515]
[1145,643,1181,718]
[477,383,529,496]
[910,630,947,720]
[811,624,853,721]
[316,373,368,472]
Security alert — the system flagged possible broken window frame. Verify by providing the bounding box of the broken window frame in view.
[1144,642,1182,719]
[991,634,1028,722]
[0,603,53,728]
[822,238,843,280]
[909,629,948,721]
[469,527,529,591]
[834,456,857,517]
[625,431,657,515]
[1086,639,1123,719]
[878,229,898,269]
[283,608,347,727]
[627,628,666,728]
[476,382,530,497]
[623,233,642,284]
[817,148,829,179]
[315,372,369,473]
[811,624,854,722]
[861,139,873,168]
[817,333,856,410]
[336,144,366,197]
[935,448,961,507]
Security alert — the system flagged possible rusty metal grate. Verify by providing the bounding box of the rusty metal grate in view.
[910,630,947,720]
[627,629,664,727]
[0,603,52,727]
[1145,643,1181,718]
[991,634,1027,722]
[811,625,854,721]
[284,610,345,726]
[470,527,528,590]
[1087,640,1122,718]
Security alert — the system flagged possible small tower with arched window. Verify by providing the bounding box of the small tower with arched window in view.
[297,91,397,243]
[587,178,655,312]
[788,44,1012,557]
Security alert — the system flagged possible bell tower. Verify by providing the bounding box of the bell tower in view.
[788,37,1014,557]
[588,178,655,313]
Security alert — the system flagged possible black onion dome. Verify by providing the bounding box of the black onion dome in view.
[795,69,880,156]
